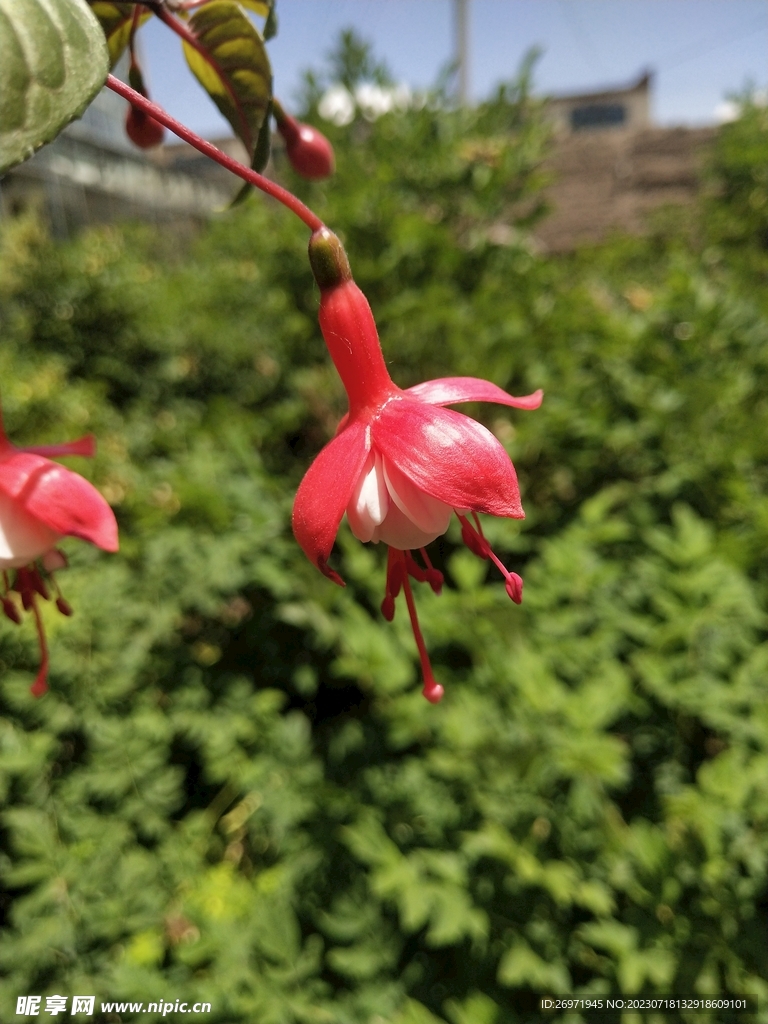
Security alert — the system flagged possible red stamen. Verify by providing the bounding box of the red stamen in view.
[399,554,444,704]
[31,568,49,601]
[460,516,490,558]
[418,547,444,594]
[457,513,524,604]
[2,596,20,624]
[29,598,49,698]
[14,568,35,610]
[381,547,405,621]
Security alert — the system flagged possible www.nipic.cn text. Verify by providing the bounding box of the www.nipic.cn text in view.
[16,996,212,1016]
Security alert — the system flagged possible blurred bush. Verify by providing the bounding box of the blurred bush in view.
[1,41,768,1024]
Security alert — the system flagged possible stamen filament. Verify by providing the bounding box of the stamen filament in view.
[457,513,523,603]
[399,553,444,704]
[29,598,49,698]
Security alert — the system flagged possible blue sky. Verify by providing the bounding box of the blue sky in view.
[140,0,768,138]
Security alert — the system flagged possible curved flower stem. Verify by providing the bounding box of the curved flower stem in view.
[150,5,253,149]
[105,75,325,232]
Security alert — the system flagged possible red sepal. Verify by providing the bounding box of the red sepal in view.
[407,377,543,410]
[0,453,118,551]
[292,422,369,585]
[373,399,524,519]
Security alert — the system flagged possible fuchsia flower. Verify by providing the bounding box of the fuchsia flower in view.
[273,99,335,181]
[292,229,542,702]
[0,410,118,696]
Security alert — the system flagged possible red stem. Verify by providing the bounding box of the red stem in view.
[105,76,323,232]
[152,5,253,150]
[129,4,141,59]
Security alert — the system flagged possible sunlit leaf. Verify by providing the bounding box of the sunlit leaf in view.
[238,0,278,40]
[182,0,272,157]
[0,0,109,173]
[87,1,152,68]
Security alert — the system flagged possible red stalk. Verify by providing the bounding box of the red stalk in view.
[105,75,324,233]
[151,6,253,150]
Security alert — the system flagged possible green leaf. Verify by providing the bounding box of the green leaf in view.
[182,0,272,158]
[229,98,272,208]
[0,0,109,173]
[87,2,152,69]
[239,0,278,36]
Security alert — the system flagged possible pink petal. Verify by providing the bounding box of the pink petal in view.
[372,399,524,518]
[292,421,369,584]
[406,377,543,410]
[0,453,118,551]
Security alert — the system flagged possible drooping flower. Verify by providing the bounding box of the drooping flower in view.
[292,228,542,702]
[273,99,335,180]
[0,409,119,696]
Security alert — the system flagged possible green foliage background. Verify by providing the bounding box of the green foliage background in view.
[2,45,768,1023]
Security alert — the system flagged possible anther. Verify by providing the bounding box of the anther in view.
[2,596,21,624]
[419,548,444,594]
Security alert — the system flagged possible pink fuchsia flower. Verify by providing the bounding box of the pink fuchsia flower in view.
[273,99,335,181]
[292,228,542,703]
[0,410,118,696]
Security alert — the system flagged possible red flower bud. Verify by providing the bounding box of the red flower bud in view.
[273,100,334,180]
[126,106,165,149]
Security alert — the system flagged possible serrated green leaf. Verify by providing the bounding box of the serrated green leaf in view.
[182,0,272,158]
[87,1,152,69]
[0,0,109,173]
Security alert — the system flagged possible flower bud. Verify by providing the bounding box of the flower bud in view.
[126,106,165,149]
[308,227,352,290]
[125,60,165,149]
[273,99,335,180]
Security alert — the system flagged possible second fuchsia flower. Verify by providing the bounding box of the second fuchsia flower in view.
[293,229,543,703]
[0,412,118,696]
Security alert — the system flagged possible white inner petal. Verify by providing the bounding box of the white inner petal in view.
[346,451,389,543]
[0,490,60,570]
[346,448,454,550]
[372,499,444,550]
[381,457,453,537]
